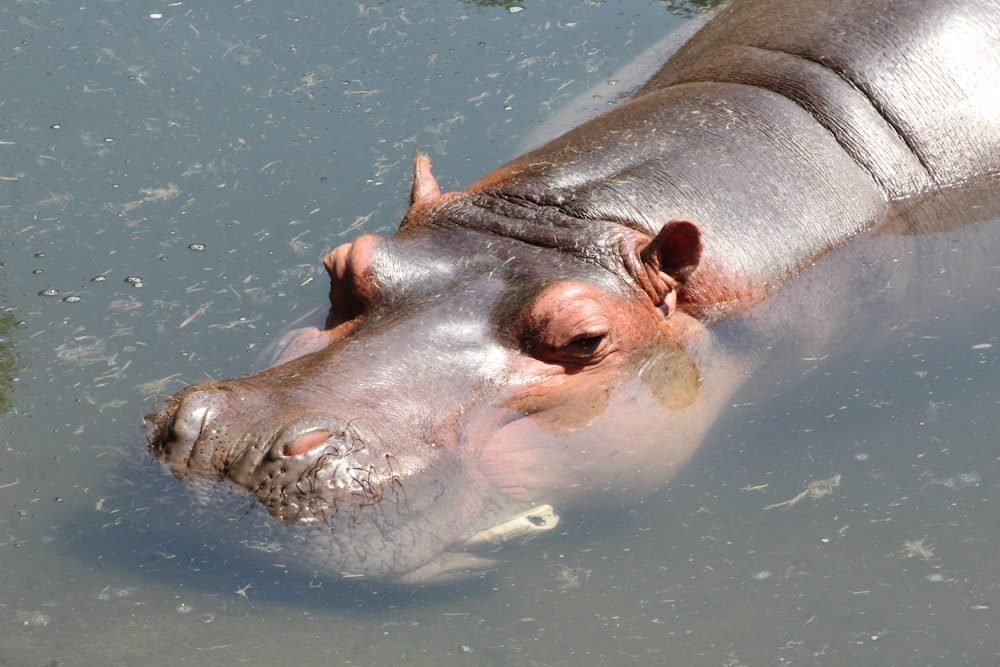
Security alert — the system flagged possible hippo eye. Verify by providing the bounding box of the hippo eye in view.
[545,324,612,364]
[518,282,618,365]
[562,333,607,357]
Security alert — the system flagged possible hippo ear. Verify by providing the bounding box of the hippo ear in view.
[410,152,442,205]
[640,220,702,285]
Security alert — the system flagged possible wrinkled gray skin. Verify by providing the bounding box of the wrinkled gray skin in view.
[147,0,1000,583]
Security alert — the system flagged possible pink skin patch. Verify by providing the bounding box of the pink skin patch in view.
[270,327,330,366]
[284,430,333,457]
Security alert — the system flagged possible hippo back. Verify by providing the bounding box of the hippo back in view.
[646,0,1000,196]
[466,0,1000,321]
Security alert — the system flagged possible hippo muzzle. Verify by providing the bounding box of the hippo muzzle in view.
[150,383,413,525]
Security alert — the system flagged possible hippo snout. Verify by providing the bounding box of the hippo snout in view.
[155,389,223,464]
[146,383,401,524]
[147,386,235,480]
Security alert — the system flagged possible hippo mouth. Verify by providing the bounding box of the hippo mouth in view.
[147,401,404,525]
[253,416,399,524]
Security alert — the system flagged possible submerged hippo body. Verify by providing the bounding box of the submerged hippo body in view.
[147,0,1000,582]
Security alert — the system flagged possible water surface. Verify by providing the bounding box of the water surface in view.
[2,1,999,664]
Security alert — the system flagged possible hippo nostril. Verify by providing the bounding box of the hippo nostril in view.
[174,404,210,440]
[283,429,334,457]
[152,388,229,467]
[170,391,222,441]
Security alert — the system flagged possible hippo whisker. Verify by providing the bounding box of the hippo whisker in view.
[348,464,386,508]
[295,454,342,520]
[381,453,406,503]
[338,420,363,457]
[346,453,399,508]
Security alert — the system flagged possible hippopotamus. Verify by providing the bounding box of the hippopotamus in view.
[145,0,1000,583]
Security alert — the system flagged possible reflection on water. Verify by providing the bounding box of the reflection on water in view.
[1,0,999,665]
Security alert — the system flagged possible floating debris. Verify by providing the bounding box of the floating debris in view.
[179,302,212,328]
[764,474,841,510]
[924,472,981,490]
[19,610,51,626]
[901,538,935,561]
[555,564,591,590]
[462,504,559,548]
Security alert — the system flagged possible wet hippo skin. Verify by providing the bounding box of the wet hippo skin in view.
[146,0,1000,583]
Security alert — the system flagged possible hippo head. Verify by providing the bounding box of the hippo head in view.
[146,155,718,583]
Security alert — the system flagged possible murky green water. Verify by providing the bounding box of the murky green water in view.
[2,1,999,664]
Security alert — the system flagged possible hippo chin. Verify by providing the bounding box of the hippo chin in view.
[146,0,1000,583]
